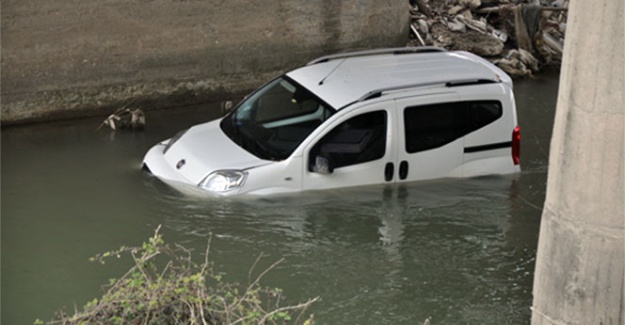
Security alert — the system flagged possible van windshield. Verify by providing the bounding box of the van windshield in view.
[221,77,335,161]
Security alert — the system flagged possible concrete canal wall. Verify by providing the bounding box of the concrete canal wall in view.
[1,0,409,125]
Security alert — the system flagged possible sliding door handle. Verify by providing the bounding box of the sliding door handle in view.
[399,161,409,180]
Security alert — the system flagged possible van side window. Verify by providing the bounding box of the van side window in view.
[404,101,502,153]
[309,111,387,171]
[468,101,503,131]
[404,102,465,153]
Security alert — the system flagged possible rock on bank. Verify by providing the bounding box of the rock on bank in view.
[1,1,409,125]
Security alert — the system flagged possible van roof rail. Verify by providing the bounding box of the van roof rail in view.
[339,78,499,110]
[307,46,447,65]
[445,79,499,87]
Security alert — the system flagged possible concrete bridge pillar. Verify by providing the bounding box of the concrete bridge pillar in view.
[531,0,624,324]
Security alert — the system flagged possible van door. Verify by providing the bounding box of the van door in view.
[395,93,464,183]
[301,102,397,191]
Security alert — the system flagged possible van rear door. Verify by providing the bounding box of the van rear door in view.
[459,85,520,176]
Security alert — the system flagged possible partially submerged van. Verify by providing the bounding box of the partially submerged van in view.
[143,47,521,196]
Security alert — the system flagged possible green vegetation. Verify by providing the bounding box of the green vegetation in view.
[38,226,318,325]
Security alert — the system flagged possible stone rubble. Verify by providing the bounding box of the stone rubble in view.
[409,0,568,77]
[98,107,145,131]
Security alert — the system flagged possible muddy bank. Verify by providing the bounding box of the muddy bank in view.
[1,0,409,126]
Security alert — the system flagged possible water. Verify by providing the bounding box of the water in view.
[1,73,559,325]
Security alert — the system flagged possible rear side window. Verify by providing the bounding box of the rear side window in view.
[468,101,503,131]
[404,101,502,153]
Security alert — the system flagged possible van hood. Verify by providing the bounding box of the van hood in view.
[163,119,270,184]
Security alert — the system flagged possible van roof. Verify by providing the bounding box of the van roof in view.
[286,48,511,110]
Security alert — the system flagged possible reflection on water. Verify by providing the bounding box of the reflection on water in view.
[1,73,558,325]
[148,176,534,324]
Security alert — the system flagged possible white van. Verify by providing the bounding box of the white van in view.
[143,47,521,196]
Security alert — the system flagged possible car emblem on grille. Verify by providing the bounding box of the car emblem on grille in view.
[176,159,186,169]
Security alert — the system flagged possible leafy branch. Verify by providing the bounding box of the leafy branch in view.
[40,226,318,325]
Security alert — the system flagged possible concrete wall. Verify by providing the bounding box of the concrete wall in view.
[0,0,409,125]
[531,0,624,324]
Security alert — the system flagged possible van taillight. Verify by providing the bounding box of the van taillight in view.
[512,126,521,165]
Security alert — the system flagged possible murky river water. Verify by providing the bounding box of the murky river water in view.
[2,73,558,325]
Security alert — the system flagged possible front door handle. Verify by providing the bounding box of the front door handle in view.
[384,162,394,182]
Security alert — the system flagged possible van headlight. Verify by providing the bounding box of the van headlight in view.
[198,170,247,192]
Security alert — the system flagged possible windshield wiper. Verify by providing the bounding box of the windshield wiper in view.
[251,138,282,161]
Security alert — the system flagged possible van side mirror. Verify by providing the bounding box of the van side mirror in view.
[313,155,333,174]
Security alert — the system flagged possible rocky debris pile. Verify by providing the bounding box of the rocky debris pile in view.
[409,0,568,77]
[98,107,146,131]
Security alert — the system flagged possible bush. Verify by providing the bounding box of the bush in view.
[38,226,318,325]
